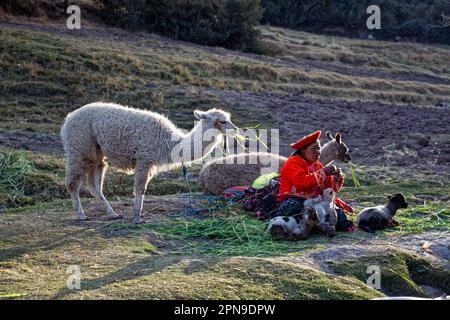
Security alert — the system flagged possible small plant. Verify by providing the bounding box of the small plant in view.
[348,162,361,188]
[0,150,35,206]
[251,80,262,92]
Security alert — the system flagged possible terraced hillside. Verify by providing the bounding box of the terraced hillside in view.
[0,19,449,299]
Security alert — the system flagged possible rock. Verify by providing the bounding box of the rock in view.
[429,244,450,260]
[367,34,376,40]
[420,285,446,298]
[437,155,450,163]
[437,102,450,108]
[408,133,430,148]
[416,137,430,147]
[417,195,438,201]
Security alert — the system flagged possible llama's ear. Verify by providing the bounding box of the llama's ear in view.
[335,133,341,144]
[326,131,333,141]
[194,110,207,120]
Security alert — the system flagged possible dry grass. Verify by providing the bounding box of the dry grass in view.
[263,26,450,76]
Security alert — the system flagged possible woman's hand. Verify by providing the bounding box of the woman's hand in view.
[334,167,344,181]
[324,166,344,181]
[323,165,337,176]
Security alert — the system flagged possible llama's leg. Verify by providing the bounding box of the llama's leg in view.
[388,217,400,227]
[66,157,91,221]
[90,160,121,219]
[86,166,97,198]
[315,222,336,237]
[133,162,155,225]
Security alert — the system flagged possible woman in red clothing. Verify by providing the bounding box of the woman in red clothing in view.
[277,130,354,234]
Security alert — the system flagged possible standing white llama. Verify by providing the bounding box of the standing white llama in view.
[60,102,236,224]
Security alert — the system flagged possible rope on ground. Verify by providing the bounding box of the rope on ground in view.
[165,162,243,219]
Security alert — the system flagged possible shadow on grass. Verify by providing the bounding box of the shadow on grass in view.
[51,255,187,299]
[0,226,90,262]
[0,219,122,262]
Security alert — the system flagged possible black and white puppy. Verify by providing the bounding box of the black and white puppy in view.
[357,193,408,233]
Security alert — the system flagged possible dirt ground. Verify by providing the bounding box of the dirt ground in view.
[203,88,450,173]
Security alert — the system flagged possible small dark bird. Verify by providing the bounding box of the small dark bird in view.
[357,193,408,233]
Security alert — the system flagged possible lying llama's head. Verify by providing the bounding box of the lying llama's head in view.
[194,108,237,135]
[326,131,352,163]
[387,193,408,213]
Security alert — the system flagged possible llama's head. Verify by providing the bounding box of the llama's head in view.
[194,108,237,135]
[322,188,335,203]
[387,193,408,213]
[326,131,352,163]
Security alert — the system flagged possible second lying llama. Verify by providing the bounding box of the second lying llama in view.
[61,102,237,224]
[357,193,408,233]
[198,132,352,195]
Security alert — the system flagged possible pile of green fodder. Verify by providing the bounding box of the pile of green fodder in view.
[114,212,328,257]
[0,150,35,206]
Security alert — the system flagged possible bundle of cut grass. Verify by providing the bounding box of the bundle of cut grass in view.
[127,215,326,256]
[0,150,35,206]
[349,162,361,188]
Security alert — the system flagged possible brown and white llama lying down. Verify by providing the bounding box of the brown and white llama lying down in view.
[267,188,338,240]
[357,194,408,233]
[199,152,288,195]
[198,132,351,195]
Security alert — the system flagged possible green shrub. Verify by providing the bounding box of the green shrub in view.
[260,0,450,44]
[102,0,263,51]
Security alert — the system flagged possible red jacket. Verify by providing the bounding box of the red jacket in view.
[277,155,344,202]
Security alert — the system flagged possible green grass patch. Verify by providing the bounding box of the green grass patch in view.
[328,248,450,297]
[125,215,327,257]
